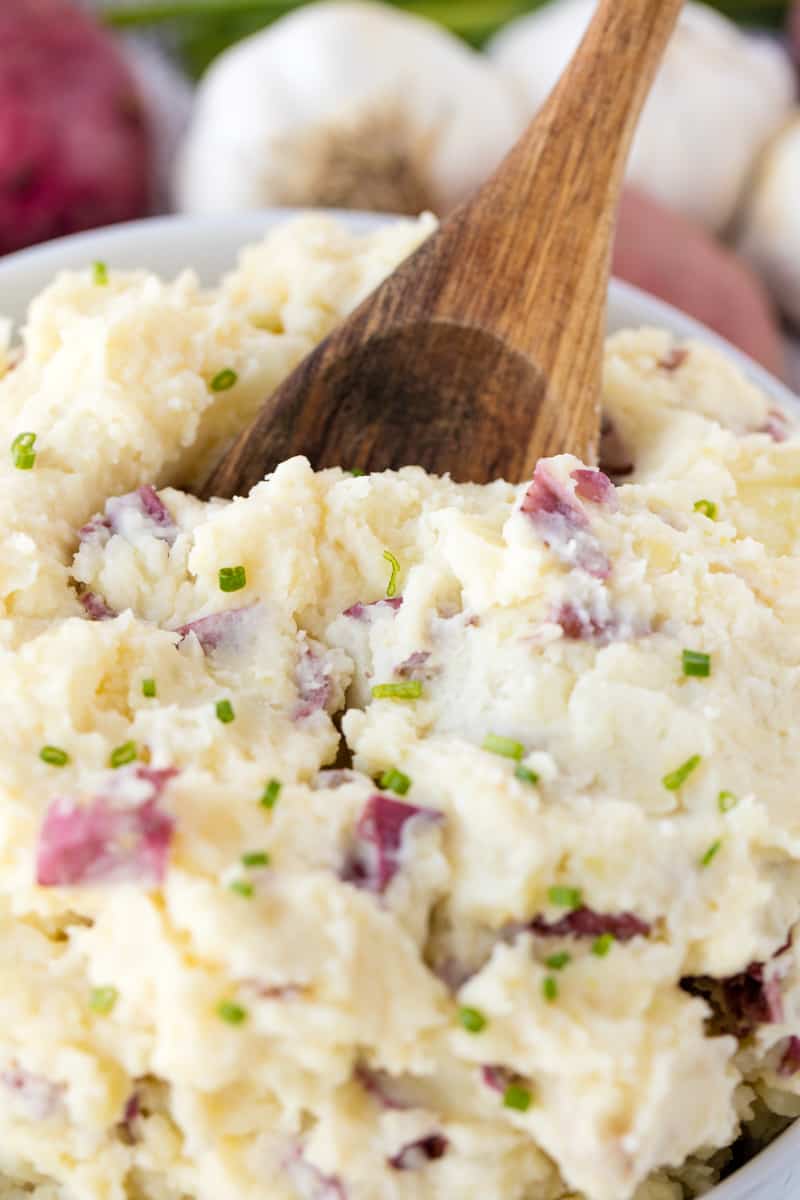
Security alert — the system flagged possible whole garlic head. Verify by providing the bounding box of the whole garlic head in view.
[488,0,795,233]
[738,114,800,329]
[175,1,526,217]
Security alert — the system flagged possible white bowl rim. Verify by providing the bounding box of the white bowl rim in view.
[0,209,798,1200]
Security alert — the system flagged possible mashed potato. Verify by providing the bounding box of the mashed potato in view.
[1,215,799,1200]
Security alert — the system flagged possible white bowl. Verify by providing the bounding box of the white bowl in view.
[0,211,798,1200]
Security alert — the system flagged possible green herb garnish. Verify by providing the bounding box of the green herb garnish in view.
[503,1083,532,1112]
[229,879,254,898]
[210,367,238,392]
[383,549,400,599]
[514,765,539,785]
[11,431,36,470]
[109,741,137,769]
[348,468,365,477]
[89,986,118,1014]
[545,952,571,971]
[694,499,717,520]
[682,649,711,677]
[261,779,281,809]
[458,1006,487,1034]
[241,850,270,868]
[141,678,157,698]
[216,699,235,724]
[217,1000,247,1025]
[371,681,422,701]
[542,976,559,1003]
[482,733,524,761]
[92,261,109,286]
[379,767,411,795]
[700,839,722,868]
[592,933,615,957]
[718,790,738,813]
[547,885,582,910]
[662,755,701,791]
[40,745,69,767]
[218,565,246,592]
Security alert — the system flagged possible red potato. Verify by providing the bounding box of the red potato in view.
[0,0,151,255]
[613,187,785,378]
[791,1,800,67]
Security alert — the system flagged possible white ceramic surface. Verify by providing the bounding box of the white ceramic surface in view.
[0,211,798,1200]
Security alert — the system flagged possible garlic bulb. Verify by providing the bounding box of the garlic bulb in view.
[175,1,526,217]
[488,0,795,234]
[738,114,800,329]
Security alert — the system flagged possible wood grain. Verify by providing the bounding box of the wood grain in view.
[203,0,683,498]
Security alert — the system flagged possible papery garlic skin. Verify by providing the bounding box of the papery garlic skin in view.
[738,115,800,330]
[175,1,526,218]
[489,0,794,234]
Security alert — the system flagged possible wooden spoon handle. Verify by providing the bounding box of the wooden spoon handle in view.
[437,0,684,466]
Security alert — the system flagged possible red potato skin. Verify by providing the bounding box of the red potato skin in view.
[0,0,151,255]
[613,187,785,379]
[791,1,800,67]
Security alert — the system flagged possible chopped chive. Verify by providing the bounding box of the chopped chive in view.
[682,649,711,678]
[694,499,717,520]
[109,741,137,769]
[592,933,615,957]
[514,765,539,785]
[229,879,254,898]
[217,1000,247,1025]
[241,851,270,868]
[545,952,571,971]
[700,839,722,868]
[482,733,524,761]
[371,681,422,701]
[141,678,157,698]
[11,431,36,470]
[261,779,281,809]
[218,565,246,593]
[89,985,118,1014]
[662,754,701,791]
[92,260,108,286]
[216,699,235,724]
[40,745,69,767]
[383,549,401,599]
[458,1006,487,1034]
[379,767,411,796]
[542,976,559,1003]
[547,885,582,910]
[718,790,738,814]
[348,468,365,477]
[210,367,238,392]
[503,1083,532,1112]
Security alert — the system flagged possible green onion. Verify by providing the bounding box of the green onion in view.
[371,681,422,701]
[109,741,137,769]
[503,1083,532,1112]
[210,367,238,392]
[700,839,722,868]
[592,933,615,957]
[682,649,711,678]
[458,1006,487,1034]
[662,755,701,791]
[383,549,401,598]
[545,952,571,971]
[482,733,524,761]
[216,1000,247,1025]
[261,778,281,809]
[718,790,738,813]
[348,468,365,477]
[514,765,539,785]
[218,565,246,592]
[547,885,582,910]
[229,879,254,898]
[89,985,118,1014]
[92,260,109,286]
[11,431,36,470]
[241,850,270,868]
[542,976,559,1003]
[40,745,69,767]
[216,699,235,724]
[141,678,157,698]
[379,767,411,796]
[694,499,717,520]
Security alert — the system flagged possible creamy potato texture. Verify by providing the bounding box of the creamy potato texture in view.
[1,216,800,1200]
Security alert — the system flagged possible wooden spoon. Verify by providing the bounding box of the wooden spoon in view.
[204,0,683,498]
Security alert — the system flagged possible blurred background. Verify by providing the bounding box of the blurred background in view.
[4,0,800,384]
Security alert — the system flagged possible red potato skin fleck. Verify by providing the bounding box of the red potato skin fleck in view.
[530,907,651,942]
[0,0,151,254]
